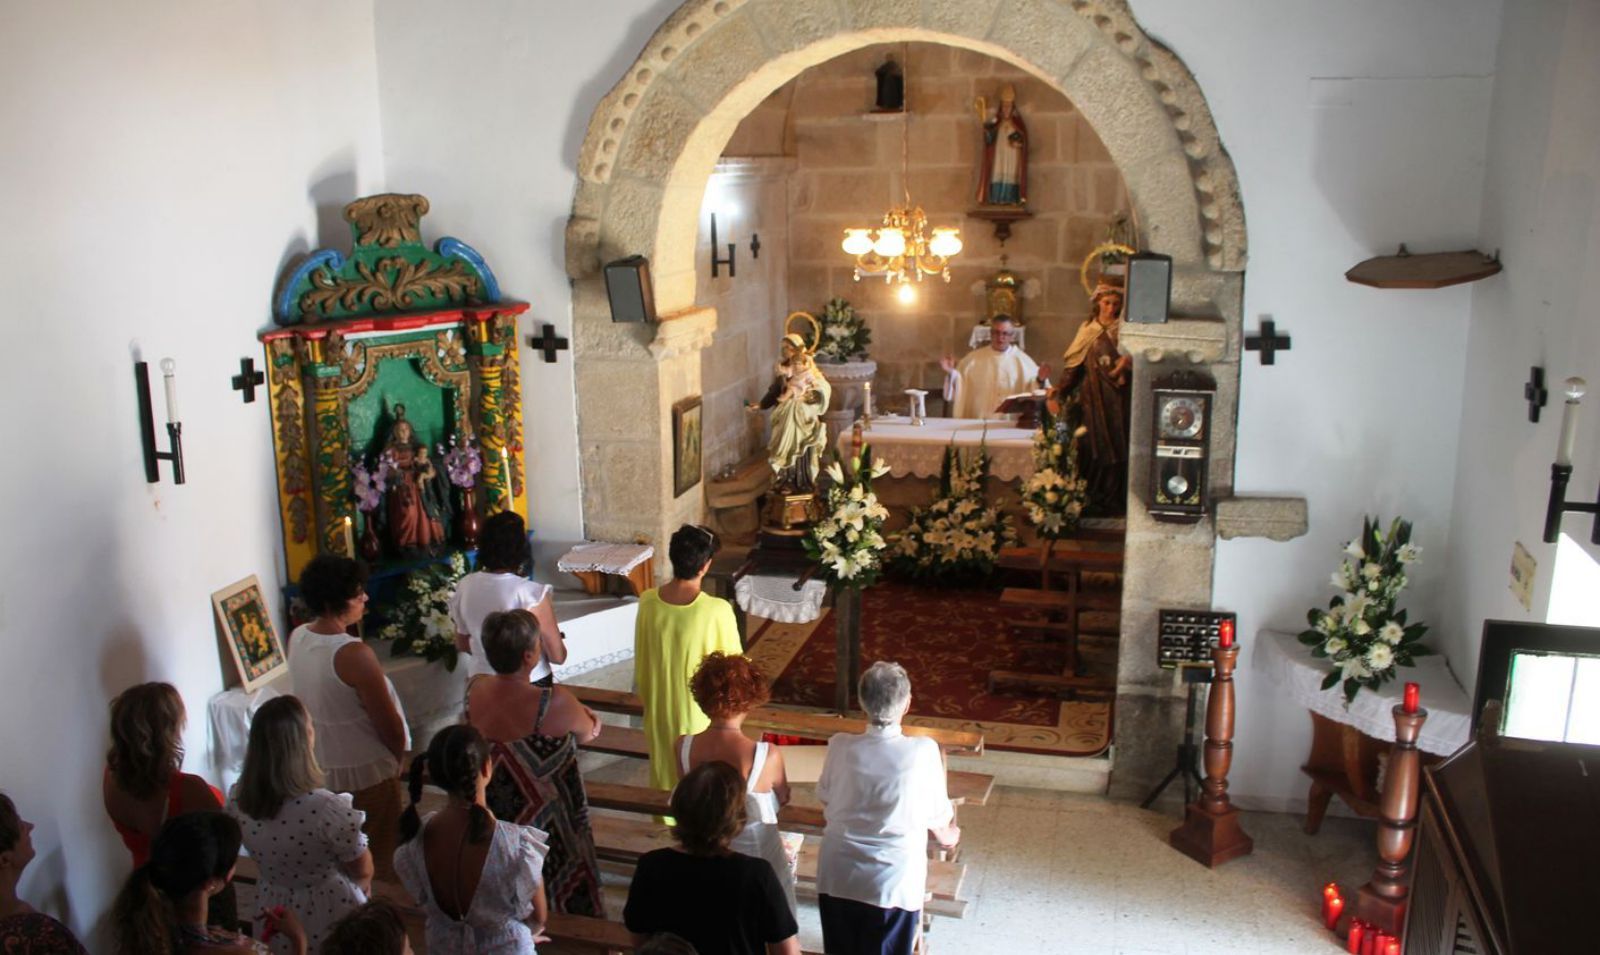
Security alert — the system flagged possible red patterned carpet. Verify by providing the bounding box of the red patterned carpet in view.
[746,580,1113,756]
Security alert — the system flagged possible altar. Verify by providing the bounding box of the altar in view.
[837,416,1036,481]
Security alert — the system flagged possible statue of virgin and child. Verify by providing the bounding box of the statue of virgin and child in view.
[748,313,832,493]
[379,404,450,556]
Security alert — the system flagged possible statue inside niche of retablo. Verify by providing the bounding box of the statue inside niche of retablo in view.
[381,403,447,556]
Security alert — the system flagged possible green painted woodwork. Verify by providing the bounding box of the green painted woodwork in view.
[347,358,460,465]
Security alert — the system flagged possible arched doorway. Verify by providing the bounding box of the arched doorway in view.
[565,0,1255,796]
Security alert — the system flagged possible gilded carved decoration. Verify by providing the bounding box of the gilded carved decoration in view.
[492,317,526,503]
[267,338,314,551]
[344,194,429,248]
[300,255,481,317]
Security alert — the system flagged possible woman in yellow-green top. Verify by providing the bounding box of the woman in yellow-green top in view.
[634,524,742,793]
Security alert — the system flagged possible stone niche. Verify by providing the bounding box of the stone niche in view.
[565,0,1301,799]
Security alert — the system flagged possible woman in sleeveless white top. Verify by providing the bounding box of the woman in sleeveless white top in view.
[677,736,798,915]
[287,626,409,792]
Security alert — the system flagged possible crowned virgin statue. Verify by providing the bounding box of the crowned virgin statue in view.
[382,404,448,555]
[750,313,832,491]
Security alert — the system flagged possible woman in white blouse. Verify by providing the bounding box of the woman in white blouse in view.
[450,511,566,685]
[228,696,373,951]
[816,662,960,955]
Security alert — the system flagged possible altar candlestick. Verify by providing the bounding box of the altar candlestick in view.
[1403,682,1419,714]
[1346,920,1365,953]
[160,358,180,423]
[1218,618,1235,648]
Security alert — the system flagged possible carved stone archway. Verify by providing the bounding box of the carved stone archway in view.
[566,0,1289,797]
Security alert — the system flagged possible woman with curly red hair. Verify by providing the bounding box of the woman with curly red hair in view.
[675,652,796,915]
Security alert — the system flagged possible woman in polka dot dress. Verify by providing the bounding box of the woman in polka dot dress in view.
[229,696,375,951]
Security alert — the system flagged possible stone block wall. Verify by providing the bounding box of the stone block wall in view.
[724,42,1131,407]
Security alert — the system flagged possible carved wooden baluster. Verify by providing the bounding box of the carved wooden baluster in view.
[1169,638,1254,866]
[1354,693,1428,936]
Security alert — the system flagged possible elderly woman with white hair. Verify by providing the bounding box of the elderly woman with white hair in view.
[815,662,960,955]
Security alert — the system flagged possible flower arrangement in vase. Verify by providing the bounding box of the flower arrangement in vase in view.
[440,438,483,547]
[804,445,891,585]
[890,442,1016,583]
[1022,404,1089,539]
[1298,516,1431,703]
[815,297,871,363]
[375,551,468,670]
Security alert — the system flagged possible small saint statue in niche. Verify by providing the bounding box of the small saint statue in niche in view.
[975,84,1028,206]
[874,55,904,112]
[748,317,832,492]
[381,404,447,556]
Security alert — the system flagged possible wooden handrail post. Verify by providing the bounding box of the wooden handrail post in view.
[1354,701,1428,936]
[1169,641,1255,867]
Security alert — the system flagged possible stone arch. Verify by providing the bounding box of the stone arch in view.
[565,0,1261,796]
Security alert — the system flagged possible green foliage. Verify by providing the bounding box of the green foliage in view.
[815,298,871,362]
[1297,516,1431,703]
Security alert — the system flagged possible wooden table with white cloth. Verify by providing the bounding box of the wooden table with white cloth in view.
[836,416,1037,481]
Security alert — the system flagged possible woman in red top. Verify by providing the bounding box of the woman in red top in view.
[102,683,224,866]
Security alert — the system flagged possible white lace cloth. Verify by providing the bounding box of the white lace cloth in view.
[556,541,653,574]
[736,573,829,624]
[1253,629,1471,756]
[838,416,1036,481]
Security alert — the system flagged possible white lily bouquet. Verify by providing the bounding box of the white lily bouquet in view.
[891,442,1016,582]
[805,445,891,586]
[1298,516,1431,703]
[1023,404,1089,538]
[376,550,468,670]
[815,297,871,362]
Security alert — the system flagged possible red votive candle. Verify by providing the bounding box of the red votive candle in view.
[1347,920,1365,954]
[1326,894,1345,932]
[1362,928,1379,955]
[1403,682,1420,714]
[1218,618,1235,648]
[1384,939,1401,955]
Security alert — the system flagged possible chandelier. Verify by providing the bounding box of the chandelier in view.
[840,62,962,286]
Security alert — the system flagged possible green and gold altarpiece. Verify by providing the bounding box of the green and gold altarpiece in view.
[262,194,528,583]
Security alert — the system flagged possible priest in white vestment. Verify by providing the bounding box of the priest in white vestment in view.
[940,316,1049,419]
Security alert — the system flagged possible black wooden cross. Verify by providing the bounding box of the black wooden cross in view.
[528,323,570,363]
[231,357,266,403]
[749,232,762,260]
[1244,318,1292,366]
[1525,366,1548,422]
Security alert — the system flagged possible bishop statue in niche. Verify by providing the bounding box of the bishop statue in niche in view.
[381,404,448,556]
[976,84,1028,206]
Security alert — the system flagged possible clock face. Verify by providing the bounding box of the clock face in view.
[1160,395,1205,439]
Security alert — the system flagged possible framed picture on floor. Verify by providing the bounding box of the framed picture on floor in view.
[673,395,703,498]
[211,575,286,692]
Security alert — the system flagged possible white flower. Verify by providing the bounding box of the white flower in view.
[1324,636,1347,656]
[425,610,455,639]
[1379,621,1404,645]
[1344,540,1365,559]
[1365,642,1394,671]
[1361,562,1382,580]
[1340,657,1371,681]
[870,458,891,478]
[1352,618,1372,636]
[826,461,845,484]
[1397,543,1421,565]
[1329,571,1346,590]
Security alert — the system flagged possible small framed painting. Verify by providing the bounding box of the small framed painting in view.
[673,395,703,498]
[212,575,286,692]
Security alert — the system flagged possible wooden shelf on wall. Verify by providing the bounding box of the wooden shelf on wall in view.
[1345,246,1502,289]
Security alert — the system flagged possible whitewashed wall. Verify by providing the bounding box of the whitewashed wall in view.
[1438,1,1600,671]
[0,2,386,944]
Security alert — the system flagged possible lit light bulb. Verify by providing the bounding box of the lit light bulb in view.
[928,227,963,258]
[873,228,906,258]
[896,282,917,305]
[841,229,874,256]
[1565,377,1588,401]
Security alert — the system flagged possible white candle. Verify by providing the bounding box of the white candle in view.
[159,358,179,424]
[863,382,873,417]
[1557,377,1588,467]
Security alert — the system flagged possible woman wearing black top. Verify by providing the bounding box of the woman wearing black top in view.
[624,762,800,955]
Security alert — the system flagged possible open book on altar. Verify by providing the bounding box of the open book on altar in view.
[995,390,1048,428]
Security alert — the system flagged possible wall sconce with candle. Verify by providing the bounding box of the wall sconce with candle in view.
[709,211,736,278]
[1543,376,1593,542]
[134,358,185,484]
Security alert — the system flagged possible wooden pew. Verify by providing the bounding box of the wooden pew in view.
[568,684,985,756]
[589,812,969,918]
[578,724,994,807]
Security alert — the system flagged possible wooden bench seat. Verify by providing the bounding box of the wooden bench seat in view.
[590,813,969,918]
[999,587,1122,612]
[568,685,985,756]
[578,725,993,807]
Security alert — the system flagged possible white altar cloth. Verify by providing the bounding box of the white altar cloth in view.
[840,416,1036,482]
[1253,629,1471,756]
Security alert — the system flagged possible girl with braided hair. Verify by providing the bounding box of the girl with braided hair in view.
[394,725,550,954]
